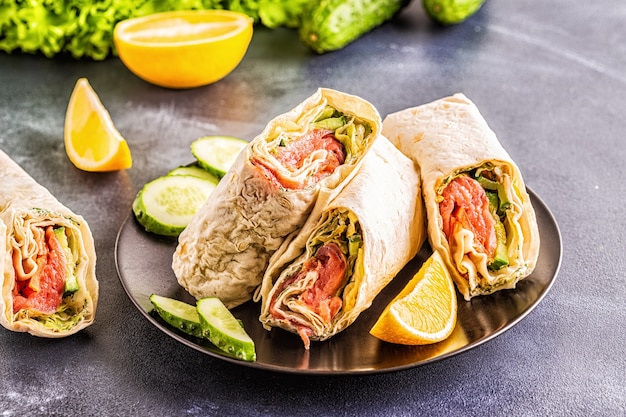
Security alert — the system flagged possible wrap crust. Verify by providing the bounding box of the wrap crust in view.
[173,88,381,308]
[0,150,98,337]
[382,93,540,300]
[258,137,425,345]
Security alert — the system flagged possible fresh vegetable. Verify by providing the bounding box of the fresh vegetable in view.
[168,164,220,182]
[196,297,256,361]
[228,0,311,29]
[149,294,204,338]
[113,10,253,89]
[299,0,411,54]
[1,0,486,59]
[490,221,509,270]
[53,227,80,295]
[150,294,255,361]
[132,175,217,237]
[423,0,486,25]
[191,135,248,178]
[0,1,311,59]
[133,135,246,236]
[1,0,412,59]
[0,0,222,59]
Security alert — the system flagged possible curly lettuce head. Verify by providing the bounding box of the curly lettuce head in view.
[0,0,224,60]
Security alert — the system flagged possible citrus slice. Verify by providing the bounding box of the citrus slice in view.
[64,78,132,172]
[196,297,256,362]
[370,251,457,345]
[113,10,254,89]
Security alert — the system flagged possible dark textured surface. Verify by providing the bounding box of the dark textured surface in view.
[1,1,625,416]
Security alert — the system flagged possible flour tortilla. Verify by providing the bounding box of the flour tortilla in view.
[382,93,540,300]
[258,137,425,347]
[0,150,98,337]
[173,88,381,308]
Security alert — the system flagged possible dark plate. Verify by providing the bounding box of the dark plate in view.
[115,188,561,375]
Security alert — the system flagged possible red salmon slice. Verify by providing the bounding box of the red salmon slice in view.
[298,243,346,323]
[13,226,67,314]
[439,175,496,258]
[252,129,346,190]
[269,242,348,348]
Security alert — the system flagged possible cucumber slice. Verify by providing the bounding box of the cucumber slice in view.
[133,174,216,236]
[149,294,204,338]
[196,297,256,362]
[191,136,248,178]
[167,163,219,182]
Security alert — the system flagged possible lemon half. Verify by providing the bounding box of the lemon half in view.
[113,10,254,89]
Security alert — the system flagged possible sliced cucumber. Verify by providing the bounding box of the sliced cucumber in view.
[132,174,216,237]
[149,294,204,338]
[191,135,248,179]
[196,297,256,362]
[167,163,219,183]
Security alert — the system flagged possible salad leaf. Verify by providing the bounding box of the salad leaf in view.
[0,0,309,60]
[224,0,310,28]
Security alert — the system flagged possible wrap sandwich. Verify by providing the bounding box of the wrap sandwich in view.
[173,88,381,308]
[258,137,425,348]
[382,93,540,300]
[0,150,98,337]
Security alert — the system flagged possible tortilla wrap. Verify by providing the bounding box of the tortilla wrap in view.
[173,88,381,308]
[382,93,540,300]
[0,150,98,337]
[258,137,425,348]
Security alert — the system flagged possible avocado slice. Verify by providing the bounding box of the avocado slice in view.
[483,188,509,270]
[53,227,79,295]
[476,175,510,216]
[489,220,509,270]
[312,116,346,131]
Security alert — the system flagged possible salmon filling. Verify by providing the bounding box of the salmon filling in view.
[251,129,346,190]
[12,226,66,314]
[269,242,348,347]
[440,175,497,259]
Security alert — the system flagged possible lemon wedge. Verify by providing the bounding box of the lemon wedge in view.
[64,78,132,172]
[370,251,457,345]
[113,10,253,89]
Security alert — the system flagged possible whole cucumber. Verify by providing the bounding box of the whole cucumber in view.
[299,0,411,54]
[423,0,486,25]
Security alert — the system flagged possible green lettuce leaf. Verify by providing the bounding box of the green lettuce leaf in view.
[0,0,313,60]
[0,0,225,60]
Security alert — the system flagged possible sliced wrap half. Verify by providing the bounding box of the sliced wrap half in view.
[173,88,381,308]
[382,93,540,300]
[258,137,425,348]
[0,150,98,337]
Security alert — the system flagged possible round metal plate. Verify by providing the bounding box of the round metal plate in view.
[115,188,561,375]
